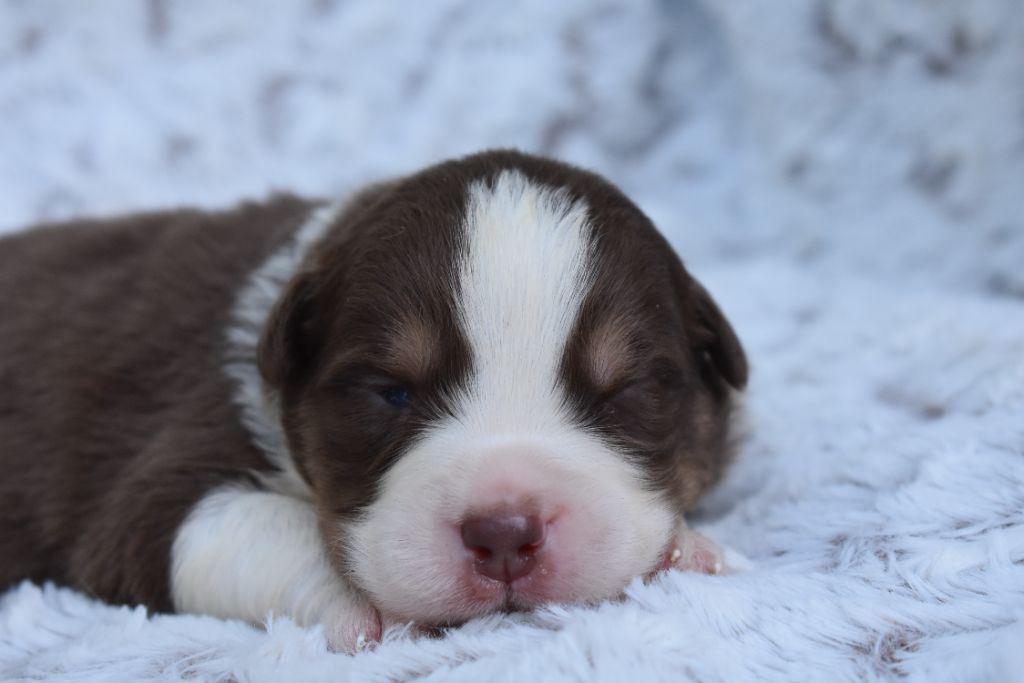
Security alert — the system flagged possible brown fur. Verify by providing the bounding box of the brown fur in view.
[0,196,314,608]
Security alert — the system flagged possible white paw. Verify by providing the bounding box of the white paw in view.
[321,597,383,654]
[663,528,752,576]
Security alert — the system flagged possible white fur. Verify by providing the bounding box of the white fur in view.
[345,171,676,621]
[223,201,342,499]
[170,486,378,650]
[453,169,595,436]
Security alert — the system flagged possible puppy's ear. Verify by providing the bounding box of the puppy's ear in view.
[258,271,324,389]
[689,279,748,391]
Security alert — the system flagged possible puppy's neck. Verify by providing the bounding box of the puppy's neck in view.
[223,202,341,499]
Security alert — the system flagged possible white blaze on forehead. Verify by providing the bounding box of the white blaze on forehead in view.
[455,170,595,432]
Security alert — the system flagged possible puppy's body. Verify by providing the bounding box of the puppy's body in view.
[0,197,308,606]
[0,151,747,650]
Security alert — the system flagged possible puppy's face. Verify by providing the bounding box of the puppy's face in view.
[259,152,747,623]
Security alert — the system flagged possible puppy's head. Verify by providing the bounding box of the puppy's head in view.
[259,150,747,623]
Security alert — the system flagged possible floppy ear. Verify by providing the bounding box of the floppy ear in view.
[689,279,748,390]
[257,272,325,389]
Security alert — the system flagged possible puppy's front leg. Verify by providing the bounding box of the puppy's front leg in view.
[171,487,379,652]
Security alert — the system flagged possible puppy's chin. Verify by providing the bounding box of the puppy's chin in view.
[338,430,677,626]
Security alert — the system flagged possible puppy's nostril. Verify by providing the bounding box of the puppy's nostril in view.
[460,512,545,583]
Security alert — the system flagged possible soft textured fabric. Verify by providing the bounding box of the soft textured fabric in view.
[1,2,1022,681]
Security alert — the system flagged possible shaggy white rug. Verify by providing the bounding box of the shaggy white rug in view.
[2,2,1023,681]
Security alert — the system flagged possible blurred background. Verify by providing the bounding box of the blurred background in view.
[1,0,1021,294]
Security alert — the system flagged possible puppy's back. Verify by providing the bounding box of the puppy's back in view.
[0,196,310,601]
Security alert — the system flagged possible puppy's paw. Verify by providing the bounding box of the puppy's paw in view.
[321,596,383,654]
[662,528,752,576]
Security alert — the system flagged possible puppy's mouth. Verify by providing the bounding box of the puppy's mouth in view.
[498,589,535,614]
[427,589,536,630]
[454,566,556,619]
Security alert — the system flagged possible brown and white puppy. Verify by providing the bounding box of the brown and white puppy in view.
[0,150,748,652]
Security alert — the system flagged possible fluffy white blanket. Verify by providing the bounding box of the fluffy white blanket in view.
[1,2,1022,681]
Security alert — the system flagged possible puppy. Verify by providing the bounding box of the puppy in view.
[0,150,748,651]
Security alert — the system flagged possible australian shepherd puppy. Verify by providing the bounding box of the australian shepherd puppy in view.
[0,150,748,651]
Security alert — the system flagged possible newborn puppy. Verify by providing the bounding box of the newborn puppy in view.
[0,150,747,651]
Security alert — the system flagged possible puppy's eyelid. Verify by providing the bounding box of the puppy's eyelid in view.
[603,360,683,400]
[378,384,413,409]
[315,361,410,395]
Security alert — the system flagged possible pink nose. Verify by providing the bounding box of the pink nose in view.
[461,511,545,583]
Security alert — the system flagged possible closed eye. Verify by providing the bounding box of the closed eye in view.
[316,363,416,412]
[603,360,684,401]
[594,361,686,430]
[378,384,412,409]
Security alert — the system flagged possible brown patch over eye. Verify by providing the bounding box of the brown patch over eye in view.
[584,315,638,394]
[382,317,440,380]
